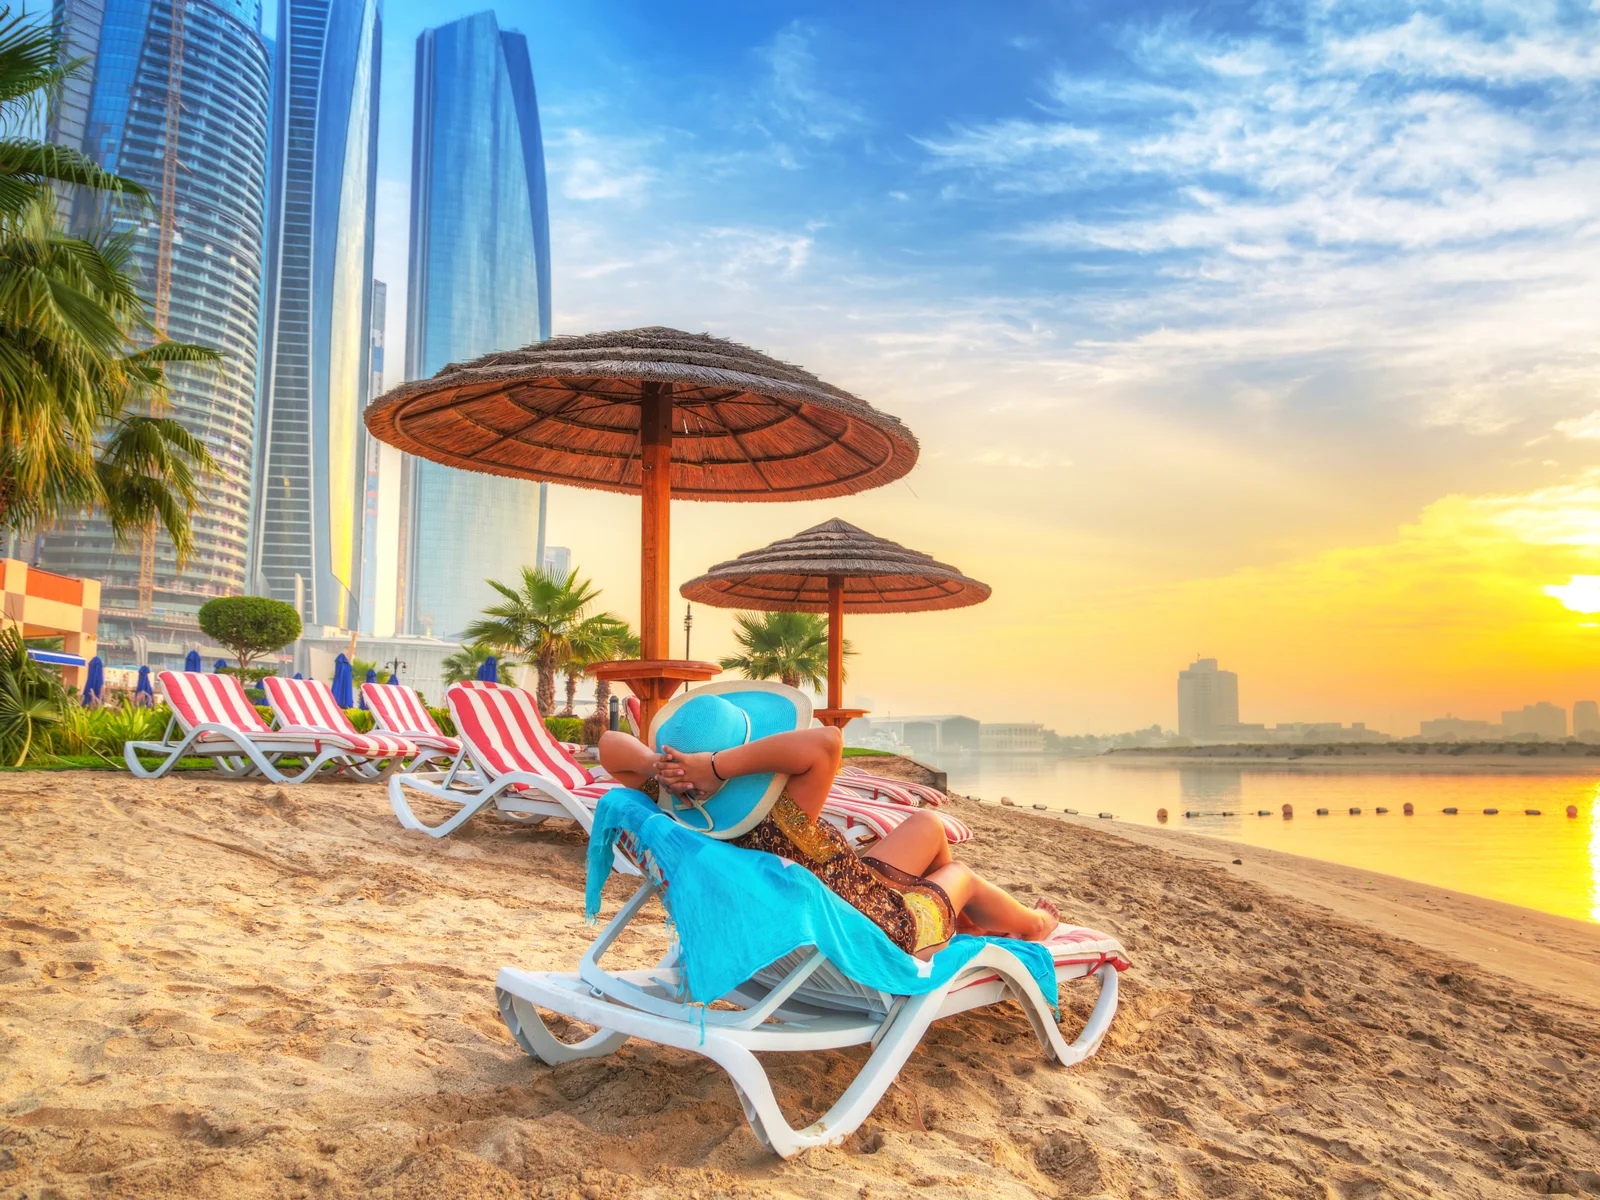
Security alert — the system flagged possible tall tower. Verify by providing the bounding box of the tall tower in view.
[1177,657,1239,740]
[251,0,382,633]
[358,278,386,634]
[42,0,271,668]
[402,9,551,640]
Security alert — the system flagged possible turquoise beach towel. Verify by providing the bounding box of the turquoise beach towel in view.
[586,788,1059,1013]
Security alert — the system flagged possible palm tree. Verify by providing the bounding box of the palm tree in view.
[461,568,623,714]
[0,12,219,556]
[439,642,521,686]
[719,611,851,692]
[559,613,638,717]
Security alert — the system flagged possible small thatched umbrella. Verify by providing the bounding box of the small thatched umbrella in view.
[366,329,918,729]
[680,518,990,728]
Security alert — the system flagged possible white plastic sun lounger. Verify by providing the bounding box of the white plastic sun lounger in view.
[361,680,466,773]
[125,671,409,783]
[261,675,421,781]
[388,681,615,838]
[496,875,1130,1158]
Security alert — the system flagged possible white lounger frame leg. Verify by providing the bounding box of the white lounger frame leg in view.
[388,764,597,838]
[124,718,355,784]
[494,882,1120,1158]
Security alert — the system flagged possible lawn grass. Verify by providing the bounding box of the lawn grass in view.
[841,747,891,757]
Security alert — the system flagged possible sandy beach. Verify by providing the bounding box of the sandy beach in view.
[3,771,1599,1199]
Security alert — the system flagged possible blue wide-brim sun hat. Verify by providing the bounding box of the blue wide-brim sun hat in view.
[649,682,812,839]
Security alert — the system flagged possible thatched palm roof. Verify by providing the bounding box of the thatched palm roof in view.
[680,519,991,613]
[364,327,918,501]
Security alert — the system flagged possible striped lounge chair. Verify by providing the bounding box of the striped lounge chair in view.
[361,681,464,775]
[261,676,421,780]
[388,681,615,838]
[836,763,947,807]
[125,671,413,783]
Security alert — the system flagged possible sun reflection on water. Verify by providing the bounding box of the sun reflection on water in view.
[1589,784,1600,923]
[928,756,1600,923]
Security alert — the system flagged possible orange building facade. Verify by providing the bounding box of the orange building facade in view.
[0,560,101,689]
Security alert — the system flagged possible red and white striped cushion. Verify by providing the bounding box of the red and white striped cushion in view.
[822,791,973,844]
[159,671,274,734]
[837,765,946,807]
[1042,924,1131,970]
[447,683,594,791]
[263,677,418,758]
[361,682,462,754]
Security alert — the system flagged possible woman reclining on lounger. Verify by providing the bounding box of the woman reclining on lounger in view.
[600,719,1058,960]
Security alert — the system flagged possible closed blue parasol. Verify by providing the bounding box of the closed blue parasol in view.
[184,649,202,672]
[360,667,377,709]
[214,658,227,673]
[135,665,154,707]
[331,653,354,708]
[81,656,104,706]
[477,655,499,683]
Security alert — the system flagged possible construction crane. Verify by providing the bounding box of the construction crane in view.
[140,0,184,615]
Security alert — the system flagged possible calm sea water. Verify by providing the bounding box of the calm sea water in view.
[925,754,1600,925]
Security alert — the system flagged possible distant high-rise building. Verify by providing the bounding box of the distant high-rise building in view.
[250,0,382,632]
[402,9,551,640]
[41,0,271,667]
[1177,657,1240,740]
[1503,702,1567,739]
[1575,700,1600,736]
[542,545,571,580]
[358,279,387,634]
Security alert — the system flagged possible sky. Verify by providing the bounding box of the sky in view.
[357,0,1600,735]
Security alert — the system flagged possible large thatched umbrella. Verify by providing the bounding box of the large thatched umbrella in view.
[680,518,990,728]
[365,328,918,729]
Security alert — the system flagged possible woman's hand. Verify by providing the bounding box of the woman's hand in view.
[656,746,723,798]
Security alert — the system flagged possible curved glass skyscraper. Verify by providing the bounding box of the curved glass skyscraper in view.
[42,0,270,665]
[250,0,381,632]
[402,9,551,639]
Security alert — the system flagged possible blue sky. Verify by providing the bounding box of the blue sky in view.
[356,0,1600,730]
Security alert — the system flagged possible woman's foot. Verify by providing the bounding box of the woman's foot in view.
[1028,897,1061,941]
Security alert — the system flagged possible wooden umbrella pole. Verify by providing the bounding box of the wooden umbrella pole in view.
[640,381,672,661]
[813,574,864,729]
[827,574,843,711]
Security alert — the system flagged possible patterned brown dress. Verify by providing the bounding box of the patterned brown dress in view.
[642,779,955,955]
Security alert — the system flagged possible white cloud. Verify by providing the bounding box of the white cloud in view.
[1554,410,1600,440]
[759,22,868,144]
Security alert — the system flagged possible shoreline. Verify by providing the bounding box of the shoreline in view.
[1023,804,1600,1000]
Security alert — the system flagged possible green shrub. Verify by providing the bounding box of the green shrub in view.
[255,704,275,726]
[344,708,373,733]
[428,707,457,737]
[545,716,584,744]
[245,688,267,705]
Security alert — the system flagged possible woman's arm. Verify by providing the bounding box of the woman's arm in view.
[598,730,664,789]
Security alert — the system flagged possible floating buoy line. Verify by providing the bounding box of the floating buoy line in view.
[1162,803,1577,820]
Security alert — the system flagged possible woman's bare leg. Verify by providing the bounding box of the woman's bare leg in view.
[927,862,1057,941]
[857,809,950,876]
